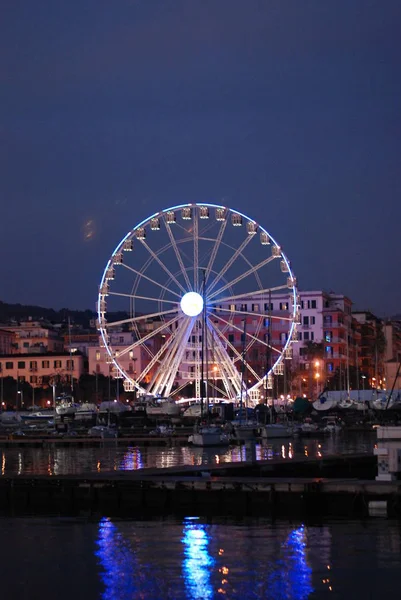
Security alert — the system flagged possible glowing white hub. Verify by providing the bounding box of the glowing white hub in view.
[180,292,204,317]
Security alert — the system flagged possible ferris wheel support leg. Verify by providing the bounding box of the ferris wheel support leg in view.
[136,325,183,386]
[148,319,190,395]
[207,321,240,398]
[164,319,195,397]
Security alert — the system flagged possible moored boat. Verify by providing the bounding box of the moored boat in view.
[189,425,230,447]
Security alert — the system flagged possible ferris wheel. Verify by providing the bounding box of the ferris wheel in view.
[97,203,299,401]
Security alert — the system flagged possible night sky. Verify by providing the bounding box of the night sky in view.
[1,1,400,317]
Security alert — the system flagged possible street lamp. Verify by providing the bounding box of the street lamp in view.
[17,390,23,412]
[361,375,366,392]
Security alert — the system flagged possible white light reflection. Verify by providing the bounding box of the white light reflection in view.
[182,518,214,599]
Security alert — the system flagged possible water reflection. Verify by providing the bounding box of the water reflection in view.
[96,517,139,600]
[96,517,315,599]
[0,433,375,476]
[182,518,214,599]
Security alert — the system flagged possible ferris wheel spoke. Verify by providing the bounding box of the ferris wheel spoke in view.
[206,234,254,296]
[140,240,187,295]
[207,318,261,382]
[208,255,277,301]
[106,307,179,329]
[207,285,289,305]
[210,307,293,322]
[211,312,281,355]
[108,291,179,305]
[204,218,228,286]
[163,215,193,291]
[121,263,182,299]
[116,314,181,358]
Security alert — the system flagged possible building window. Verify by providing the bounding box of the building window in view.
[280,332,287,343]
[42,360,50,369]
[301,301,304,309]
[6,362,13,370]
[264,303,273,311]
[311,332,314,341]
[252,304,259,312]
[96,351,101,361]
[264,318,270,327]
[311,300,317,309]
[30,361,37,369]
[311,316,316,325]
[304,332,309,340]
[17,361,25,369]
[30,376,37,384]
[279,302,289,311]
[23,342,29,348]
[119,336,124,343]
[325,332,332,342]
[303,316,309,326]
[19,376,25,382]
[66,360,74,370]
[228,334,234,343]
[229,304,236,311]
[327,363,334,372]
[298,332,302,341]
[240,304,247,312]
[54,360,62,369]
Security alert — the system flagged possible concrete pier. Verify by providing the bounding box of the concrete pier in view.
[0,454,394,519]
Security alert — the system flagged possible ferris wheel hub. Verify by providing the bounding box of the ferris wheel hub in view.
[180,291,204,317]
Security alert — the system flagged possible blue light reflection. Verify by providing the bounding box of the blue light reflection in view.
[267,525,314,599]
[95,517,138,600]
[182,519,215,599]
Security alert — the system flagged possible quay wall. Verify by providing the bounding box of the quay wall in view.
[0,474,400,519]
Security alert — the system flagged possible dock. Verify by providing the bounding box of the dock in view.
[0,453,397,519]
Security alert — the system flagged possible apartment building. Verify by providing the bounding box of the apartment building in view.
[1,319,64,354]
[0,352,85,386]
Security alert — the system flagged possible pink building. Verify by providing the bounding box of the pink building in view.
[0,352,85,387]
[2,320,64,354]
[0,328,14,356]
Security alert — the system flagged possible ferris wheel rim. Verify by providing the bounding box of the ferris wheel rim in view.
[97,202,298,398]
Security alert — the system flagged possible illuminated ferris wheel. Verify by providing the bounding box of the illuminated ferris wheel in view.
[97,203,299,401]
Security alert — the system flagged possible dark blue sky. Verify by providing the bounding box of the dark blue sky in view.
[1,0,400,316]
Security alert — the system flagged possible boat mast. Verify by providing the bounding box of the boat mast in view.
[200,270,206,421]
[204,270,209,422]
[68,316,74,399]
[239,316,247,425]
[346,316,350,400]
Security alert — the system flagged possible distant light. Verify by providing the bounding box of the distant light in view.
[180,292,203,317]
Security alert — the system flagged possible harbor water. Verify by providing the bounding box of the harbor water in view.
[1,515,401,599]
[0,432,375,476]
